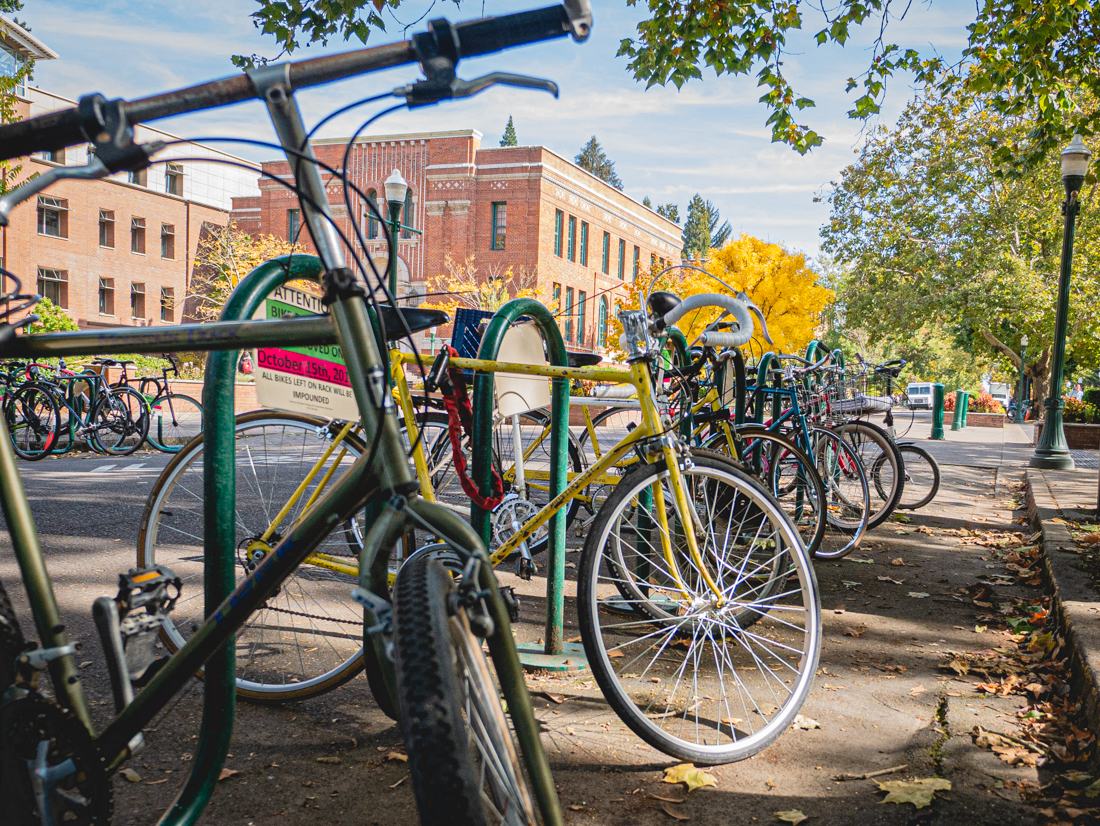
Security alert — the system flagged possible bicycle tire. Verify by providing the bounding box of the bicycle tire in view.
[145,393,203,453]
[90,386,149,456]
[578,453,821,764]
[4,383,60,461]
[136,410,369,702]
[393,552,539,826]
[830,420,903,529]
[138,377,163,398]
[0,577,24,694]
[888,443,941,510]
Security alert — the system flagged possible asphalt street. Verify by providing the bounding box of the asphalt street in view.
[0,414,1054,825]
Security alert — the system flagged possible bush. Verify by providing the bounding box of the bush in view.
[969,392,1004,413]
[1063,397,1100,424]
[1084,388,1100,408]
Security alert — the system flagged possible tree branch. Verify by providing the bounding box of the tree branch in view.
[979,328,1021,369]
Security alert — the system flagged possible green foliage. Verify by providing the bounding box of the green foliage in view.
[681,194,731,260]
[499,115,517,147]
[1084,388,1100,408]
[1063,397,1100,424]
[969,392,1005,413]
[657,202,680,223]
[642,195,652,208]
[575,136,623,189]
[0,66,31,194]
[26,298,77,335]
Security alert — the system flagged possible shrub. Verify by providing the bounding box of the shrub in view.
[969,392,1004,413]
[1084,388,1100,408]
[944,393,955,412]
[1063,397,1100,424]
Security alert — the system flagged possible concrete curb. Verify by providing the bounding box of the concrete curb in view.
[1026,468,1100,772]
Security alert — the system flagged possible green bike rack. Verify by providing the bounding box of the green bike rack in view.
[470,298,583,672]
[666,327,695,440]
[961,391,970,428]
[753,352,781,425]
[161,255,325,826]
[930,383,946,440]
[950,390,967,432]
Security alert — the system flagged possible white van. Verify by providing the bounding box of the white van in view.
[907,382,934,410]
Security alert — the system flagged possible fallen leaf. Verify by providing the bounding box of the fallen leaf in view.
[877,576,904,585]
[894,529,910,535]
[569,805,584,811]
[721,717,744,725]
[891,558,905,566]
[661,803,691,820]
[877,777,951,808]
[120,768,141,783]
[892,514,913,523]
[646,793,687,804]
[385,752,408,762]
[842,580,862,588]
[766,777,777,790]
[607,649,624,659]
[218,768,240,781]
[316,756,341,764]
[1084,779,1100,798]
[975,625,987,633]
[775,811,808,824]
[843,627,865,638]
[908,592,930,599]
[145,779,168,786]
[542,692,565,704]
[662,763,718,792]
[791,715,821,730]
[909,685,927,696]
[846,557,874,564]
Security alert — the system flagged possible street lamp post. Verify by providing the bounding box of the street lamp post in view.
[383,168,408,301]
[1030,136,1091,470]
[1015,334,1029,424]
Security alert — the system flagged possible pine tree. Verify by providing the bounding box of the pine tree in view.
[500,115,518,147]
[643,196,652,208]
[657,203,680,223]
[681,196,730,259]
[574,136,623,190]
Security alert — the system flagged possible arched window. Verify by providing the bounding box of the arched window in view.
[402,188,414,239]
[366,189,379,239]
[598,297,608,348]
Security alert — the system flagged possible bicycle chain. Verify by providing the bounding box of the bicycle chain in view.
[262,602,365,627]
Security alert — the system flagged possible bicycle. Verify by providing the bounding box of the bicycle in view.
[104,354,203,452]
[0,5,595,824]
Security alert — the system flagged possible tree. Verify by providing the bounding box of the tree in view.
[500,115,517,147]
[25,297,77,334]
[241,1,1100,162]
[681,195,731,260]
[574,136,623,190]
[421,254,541,316]
[190,223,304,321]
[819,87,1100,415]
[642,196,652,208]
[608,234,833,356]
[657,203,680,223]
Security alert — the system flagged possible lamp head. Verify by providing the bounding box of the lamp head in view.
[1061,135,1092,184]
[1021,334,1029,347]
[384,169,408,205]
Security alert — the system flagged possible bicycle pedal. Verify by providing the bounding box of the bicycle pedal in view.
[498,586,521,623]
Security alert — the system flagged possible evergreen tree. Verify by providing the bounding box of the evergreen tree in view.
[681,195,730,259]
[500,115,517,147]
[575,136,623,190]
[657,203,680,223]
[642,196,652,208]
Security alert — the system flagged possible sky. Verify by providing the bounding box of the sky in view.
[23,0,977,259]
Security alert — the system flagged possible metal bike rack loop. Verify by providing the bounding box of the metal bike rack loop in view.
[469,298,583,671]
[162,254,327,826]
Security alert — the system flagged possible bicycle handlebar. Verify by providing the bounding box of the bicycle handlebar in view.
[660,294,754,347]
[0,3,590,162]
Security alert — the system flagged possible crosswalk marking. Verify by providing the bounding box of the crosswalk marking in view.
[90,464,118,473]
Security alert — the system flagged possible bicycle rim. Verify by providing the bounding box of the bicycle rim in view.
[893,444,941,510]
[146,393,203,452]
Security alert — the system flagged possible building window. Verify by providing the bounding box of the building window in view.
[617,239,626,280]
[580,222,589,267]
[577,290,587,346]
[651,253,657,272]
[161,224,175,259]
[597,297,608,348]
[601,232,610,275]
[567,216,576,262]
[131,282,146,319]
[552,283,561,316]
[128,169,147,187]
[633,246,640,280]
[38,148,64,164]
[0,42,28,95]
[553,210,563,257]
[165,162,184,196]
[161,287,174,322]
[564,287,574,342]
[99,210,115,248]
[287,208,300,242]
[491,202,507,250]
[37,196,67,238]
[366,189,379,239]
[402,189,414,239]
[98,278,114,315]
[37,268,67,308]
[131,217,146,254]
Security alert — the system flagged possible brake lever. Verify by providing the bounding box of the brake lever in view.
[396,69,558,108]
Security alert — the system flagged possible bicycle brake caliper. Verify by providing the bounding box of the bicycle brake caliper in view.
[92,566,181,714]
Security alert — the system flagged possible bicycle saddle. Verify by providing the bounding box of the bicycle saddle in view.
[567,350,602,368]
[647,291,681,318]
[376,305,450,341]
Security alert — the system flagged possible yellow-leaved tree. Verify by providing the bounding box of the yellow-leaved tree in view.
[189,223,305,321]
[608,234,833,357]
[421,254,543,316]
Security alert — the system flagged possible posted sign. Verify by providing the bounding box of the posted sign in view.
[252,285,359,420]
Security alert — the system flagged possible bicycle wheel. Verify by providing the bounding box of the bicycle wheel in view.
[90,386,149,456]
[805,427,871,559]
[145,393,203,452]
[136,411,369,701]
[830,420,902,529]
[887,443,941,510]
[4,383,60,460]
[577,453,821,764]
[393,552,539,826]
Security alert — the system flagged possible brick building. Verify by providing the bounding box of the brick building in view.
[232,129,682,351]
[1,18,261,328]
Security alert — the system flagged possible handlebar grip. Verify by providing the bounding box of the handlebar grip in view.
[697,330,752,348]
[662,293,754,348]
[454,5,580,57]
[0,106,87,164]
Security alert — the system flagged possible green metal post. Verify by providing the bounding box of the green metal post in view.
[960,392,970,428]
[469,298,581,670]
[950,390,965,431]
[754,352,777,425]
[930,384,945,440]
[386,200,402,301]
[159,255,323,826]
[1015,342,1029,424]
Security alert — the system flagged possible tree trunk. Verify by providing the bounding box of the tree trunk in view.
[979,328,1049,419]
